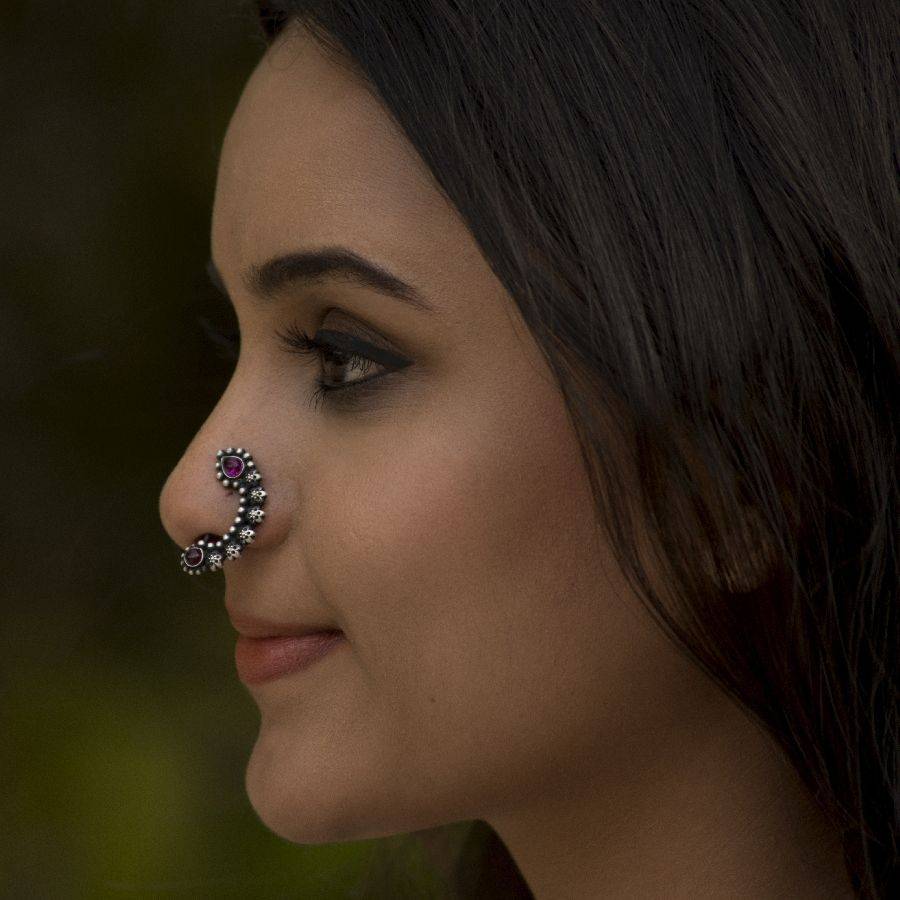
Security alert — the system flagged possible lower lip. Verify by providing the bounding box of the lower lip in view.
[234,631,345,685]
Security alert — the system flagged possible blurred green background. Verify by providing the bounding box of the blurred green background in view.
[0,3,517,896]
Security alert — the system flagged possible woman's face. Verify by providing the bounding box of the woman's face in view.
[158,23,694,844]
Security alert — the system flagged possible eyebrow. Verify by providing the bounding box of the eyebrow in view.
[206,246,435,314]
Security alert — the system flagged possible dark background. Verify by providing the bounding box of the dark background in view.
[2,3,482,895]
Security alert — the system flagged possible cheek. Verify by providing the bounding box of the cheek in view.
[312,386,591,654]
[304,383,633,808]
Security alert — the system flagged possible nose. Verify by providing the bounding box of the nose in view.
[159,367,295,566]
[159,434,249,554]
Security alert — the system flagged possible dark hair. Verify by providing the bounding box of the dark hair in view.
[243,1,898,896]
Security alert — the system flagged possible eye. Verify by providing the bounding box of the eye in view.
[275,321,413,411]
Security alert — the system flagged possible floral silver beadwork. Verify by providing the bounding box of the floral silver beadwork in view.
[179,448,267,575]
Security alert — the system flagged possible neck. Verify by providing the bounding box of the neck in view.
[489,680,852,899]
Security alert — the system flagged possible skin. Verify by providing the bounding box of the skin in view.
[159,21,852,899]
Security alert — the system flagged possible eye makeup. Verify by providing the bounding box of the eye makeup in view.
[274,322,413,410]
[196,262,415,410]
[197,308,414,410]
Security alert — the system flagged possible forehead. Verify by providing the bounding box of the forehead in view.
[211,23,468,298]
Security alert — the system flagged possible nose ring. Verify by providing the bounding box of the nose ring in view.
[179,447,267,575]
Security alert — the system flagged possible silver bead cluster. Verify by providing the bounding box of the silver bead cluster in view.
[179,446,268,575]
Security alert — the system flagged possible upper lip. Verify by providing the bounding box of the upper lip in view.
[226,606,342,639]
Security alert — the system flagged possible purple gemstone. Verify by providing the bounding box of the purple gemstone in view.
[184,546,204,567]
[222,455,245,479]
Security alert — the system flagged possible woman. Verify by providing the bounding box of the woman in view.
[159,1,897,896]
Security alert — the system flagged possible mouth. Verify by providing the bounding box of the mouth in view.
[226,608,343,640]
[234,630,346,685]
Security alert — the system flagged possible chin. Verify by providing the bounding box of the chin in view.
[242,727,396,845]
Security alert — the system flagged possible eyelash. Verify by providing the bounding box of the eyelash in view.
[198,317,388,410]
[274,321,384,410]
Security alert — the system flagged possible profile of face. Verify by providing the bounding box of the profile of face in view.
[158,22,720,848]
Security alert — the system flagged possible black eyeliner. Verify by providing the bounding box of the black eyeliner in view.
[315,329,413,370]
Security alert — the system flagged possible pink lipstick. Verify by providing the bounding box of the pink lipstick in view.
[234,630,345,684]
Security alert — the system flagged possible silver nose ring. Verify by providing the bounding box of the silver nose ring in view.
[179,447,267,575]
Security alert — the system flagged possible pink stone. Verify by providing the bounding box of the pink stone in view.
[222,455,245,479]
[184,546,204,567]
